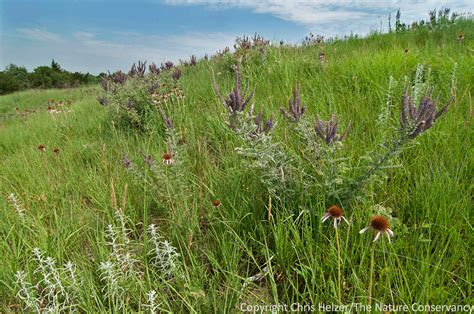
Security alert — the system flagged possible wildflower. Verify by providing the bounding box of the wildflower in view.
[128,61,146,77]
[161,61,174,71]
[314,115,351,145]
[255,111,274,135]
[97,96,108,106]
[144,155,154,167]
[280,84,306,122]
[400,88,451,138]
[212,61,255,115]
[458,33,464,43]
[404,48,409,53]
[38,144,46,152]
[149,62,161,75]
[172,68,181,80]
[109,70,127,84]
[212,199,221,207]
[321,205,349,228]
[359,215,394,242]
[53,148,60,154]
[319,52,326,62]
[123,155,131,168]
[162,153,173,165]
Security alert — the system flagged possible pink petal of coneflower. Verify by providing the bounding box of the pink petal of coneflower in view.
[321,213,331,223]
[342,216,350,225]
[373,231,382,242]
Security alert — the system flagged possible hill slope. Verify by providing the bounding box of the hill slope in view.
[0,19,472,311]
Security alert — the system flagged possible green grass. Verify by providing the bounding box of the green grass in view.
[1,20,473,312]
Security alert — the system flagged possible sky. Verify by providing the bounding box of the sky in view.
[0,0,472,74]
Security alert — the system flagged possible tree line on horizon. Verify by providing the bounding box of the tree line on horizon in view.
[0,60,101,95]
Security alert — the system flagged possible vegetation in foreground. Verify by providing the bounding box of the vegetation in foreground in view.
[0,14,473,312]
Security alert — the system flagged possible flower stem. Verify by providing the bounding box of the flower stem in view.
[335,226,342,303]
[368,241,376,306]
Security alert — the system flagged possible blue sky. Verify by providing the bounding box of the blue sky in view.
[0,0,471,74]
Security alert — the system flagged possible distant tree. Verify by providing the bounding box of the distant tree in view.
[0,60,99,95]
[3,64,30,90]
[51,59,62,72]
[30,66,54,88]
[0,72,21,95]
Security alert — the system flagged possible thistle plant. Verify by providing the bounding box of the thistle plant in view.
[180,55,197,66]
[311,115,351,203]
[400,88,450,138]
[99,60,182,132]
[314,115,351,145]
[212,61,256,129]
[341,84,452,203]
[122,110,188,215]
[129,61,147,77]
[160,61,174,71]
[171,68,182,80]
[234,110,293,200]
[109,70,127,85]
[148,62,161,75]
[280,84,306,123]
[376,76,397,132]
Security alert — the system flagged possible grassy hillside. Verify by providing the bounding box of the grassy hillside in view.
[0,19,472,312]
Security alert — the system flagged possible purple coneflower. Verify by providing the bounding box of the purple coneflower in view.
[359,215,394,242]
[319,52,326,62]
[321,205,349,228]
[212,199,221,207]
[162,153,174,165]
[38,144,46,152]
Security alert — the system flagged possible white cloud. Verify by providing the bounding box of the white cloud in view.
[17,28,64,43]
[165,0,473,35]
[2,29,237,73]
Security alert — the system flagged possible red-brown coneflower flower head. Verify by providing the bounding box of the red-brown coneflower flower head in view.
[212,199,221,207]
[321,205,349,228]
[359,215,394,242]
[319,52,326,62]
[404,48,409,53]
[162,152,174,165]
[53,148,60,154]
[38,144,46,152]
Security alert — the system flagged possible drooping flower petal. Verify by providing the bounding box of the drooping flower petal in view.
[373,231,382,242]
